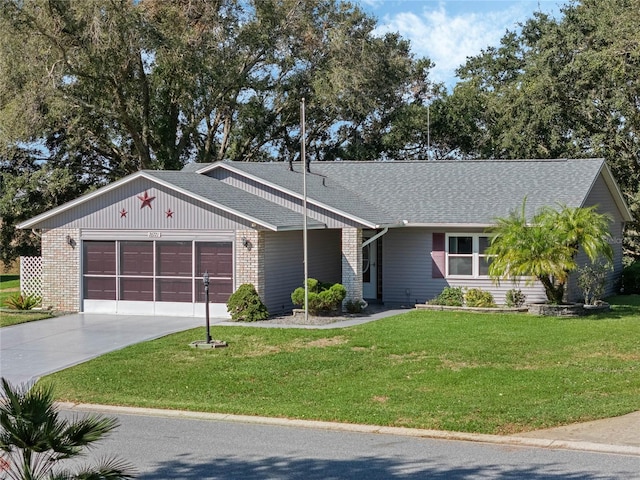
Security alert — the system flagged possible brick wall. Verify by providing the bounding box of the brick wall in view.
[41,228,80,312]
[235,230,265,299]
[341,227,363,304]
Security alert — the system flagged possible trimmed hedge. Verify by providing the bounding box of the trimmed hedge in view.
[291,278,346,315]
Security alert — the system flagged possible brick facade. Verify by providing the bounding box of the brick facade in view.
[41,228,80,312]
[341,227,363,304]
[235,230,265,299]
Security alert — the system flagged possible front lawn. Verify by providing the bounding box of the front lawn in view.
[0,274,52,327]
[44,298,640,435]
[0,274,20,307]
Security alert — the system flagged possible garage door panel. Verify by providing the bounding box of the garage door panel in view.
[197,242,232,277]
[120,278,154,301]
[157,279,193,302]
[84,277,116,300]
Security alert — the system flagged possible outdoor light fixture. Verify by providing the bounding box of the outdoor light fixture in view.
[202,271,211,344]
[189,271,227,349]
[241,236,252,249]
[66,235,76,248]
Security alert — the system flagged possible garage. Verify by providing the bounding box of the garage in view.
[82,239,233,317]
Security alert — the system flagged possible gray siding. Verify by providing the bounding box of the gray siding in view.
[567,174,626,300]
[35,178,257,231]
[210,169,362,228]
[263,229,342,315]
[382,227,547,305]
[383,228,438,305]
[308,230,342,284]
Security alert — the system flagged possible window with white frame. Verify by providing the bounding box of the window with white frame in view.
[446,234,492,278]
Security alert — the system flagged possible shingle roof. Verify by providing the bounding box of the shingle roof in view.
[215,158,609,225]
[144,171,324,230]
[20,157,626,231]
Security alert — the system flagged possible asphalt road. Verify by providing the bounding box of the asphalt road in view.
[61,408,640,480]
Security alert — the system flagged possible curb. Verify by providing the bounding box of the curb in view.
[57,403,640,457]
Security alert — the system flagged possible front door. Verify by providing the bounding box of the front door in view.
[362,239,377,299]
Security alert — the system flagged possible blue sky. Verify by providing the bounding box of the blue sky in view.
[356,1,569,88]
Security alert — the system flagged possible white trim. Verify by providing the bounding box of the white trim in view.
[445,233,493,279]
[406,223,495,228]
[80,229,236,241]
[82,299,230,318]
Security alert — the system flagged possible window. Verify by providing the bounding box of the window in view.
[446,234,492,278]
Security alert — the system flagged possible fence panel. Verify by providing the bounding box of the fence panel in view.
[20,256,42,296]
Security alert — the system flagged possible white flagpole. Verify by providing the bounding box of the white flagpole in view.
[301,98,309,322]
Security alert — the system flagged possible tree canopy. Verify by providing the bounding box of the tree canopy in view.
[0,0,433,177]
[0,0,437,264]
[441,0,640,257]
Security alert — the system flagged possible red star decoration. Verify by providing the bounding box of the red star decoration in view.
[137,191,156,209]
[165,209,174,218]
[120,208,128,218]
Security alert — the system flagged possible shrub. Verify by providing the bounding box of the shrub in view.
[505,289,526,308]
[291,279,347,315]
[428,286,464,306]
[621,262,640,294]
[464,288,496,308]
[226,284,269,322]
[577,263,610,305]
[3,293,41,310]
[345,299,366,314]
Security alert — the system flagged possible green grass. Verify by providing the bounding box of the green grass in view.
[0,274,51,326]
[0,274,20,289]
[1,311,54,328]
[0,274,20,307]
[45,296,640,435]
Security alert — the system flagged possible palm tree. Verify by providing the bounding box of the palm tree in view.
[487,200,613,304]
[0,378,135,480]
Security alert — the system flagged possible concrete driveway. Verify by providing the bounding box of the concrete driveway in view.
[0,313,210,385]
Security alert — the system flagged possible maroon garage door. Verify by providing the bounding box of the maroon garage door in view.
[83,240,233,304]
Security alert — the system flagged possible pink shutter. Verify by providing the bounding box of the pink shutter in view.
[431,233,446,278]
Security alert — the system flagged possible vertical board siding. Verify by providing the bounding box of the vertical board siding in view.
[37,178,254,230]
[382,228,547,305]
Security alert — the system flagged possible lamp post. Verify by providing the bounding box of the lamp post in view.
[203,271,211,344]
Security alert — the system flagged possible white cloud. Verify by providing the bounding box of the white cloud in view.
[373,2,535,87]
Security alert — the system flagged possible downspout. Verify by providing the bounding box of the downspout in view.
[362,227,389,247]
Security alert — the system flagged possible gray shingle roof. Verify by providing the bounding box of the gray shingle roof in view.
[144,171,324,230]
[19,157,618,231]
[219,158,606,225]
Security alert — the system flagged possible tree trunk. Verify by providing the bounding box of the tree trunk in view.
[538,275,566,304]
